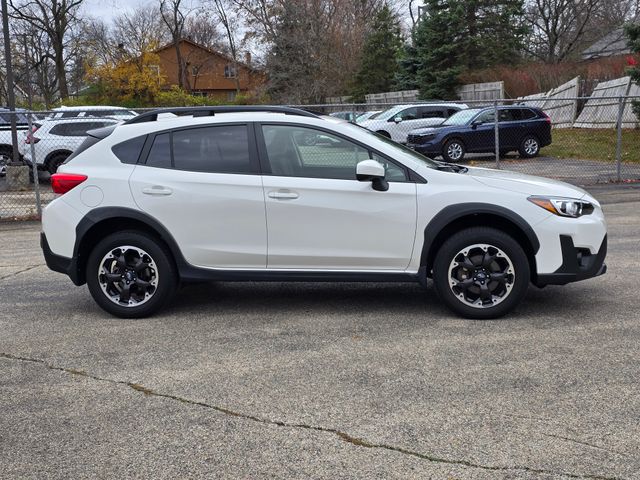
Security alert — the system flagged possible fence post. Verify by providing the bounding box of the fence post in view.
[494,100,500,169]
[615,96,625,182]
[27,113,42,218]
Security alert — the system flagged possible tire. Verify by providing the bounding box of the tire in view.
[432,227,530,319]
[518,135,540,158]
[376,130,391,138]
[86,231,177,318]
[442,138,465,162]
[47,153,69,175]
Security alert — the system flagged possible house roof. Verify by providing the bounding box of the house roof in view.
[582,21,637,60]
[154,38,261,73]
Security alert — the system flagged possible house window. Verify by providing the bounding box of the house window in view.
[224,64,237,78]
[191,65,199,76]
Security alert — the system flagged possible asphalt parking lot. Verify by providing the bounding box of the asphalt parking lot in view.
[1,188,639,479]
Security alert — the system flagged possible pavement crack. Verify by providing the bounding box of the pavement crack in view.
[0,352,626,480]
[542,433,629,457]
[0,264,41,281]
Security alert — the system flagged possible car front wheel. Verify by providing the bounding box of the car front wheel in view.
[432,227,530,319]
[86,231,177,318]
[442,139,465,162]
[519,135,540,158]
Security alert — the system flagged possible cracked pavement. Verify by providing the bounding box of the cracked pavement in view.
[1,190,639,479]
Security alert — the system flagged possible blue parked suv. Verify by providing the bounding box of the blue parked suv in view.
[406,106,552,162]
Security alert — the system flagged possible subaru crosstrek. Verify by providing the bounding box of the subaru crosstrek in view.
[40,106,606,319]
[407,106,552,162]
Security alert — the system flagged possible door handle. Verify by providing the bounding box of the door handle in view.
[142,186,173,196]
[268,190,299,200]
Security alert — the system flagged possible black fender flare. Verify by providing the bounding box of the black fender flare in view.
[419,203,540,268]
[72,207,190,285]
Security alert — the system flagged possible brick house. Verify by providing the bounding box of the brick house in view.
[154,39,266,101]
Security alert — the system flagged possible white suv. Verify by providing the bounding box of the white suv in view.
[40,106,607,319]
[359,103,468,143]
[22,117,120,174]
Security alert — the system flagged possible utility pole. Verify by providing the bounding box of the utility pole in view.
[22,34,32,110]
[1,0,20,164]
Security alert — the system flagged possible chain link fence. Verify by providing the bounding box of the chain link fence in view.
[0,99,638,221]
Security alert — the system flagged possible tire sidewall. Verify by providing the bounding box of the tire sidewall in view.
[432,227,530,319]
[47,153,69,175]
[443,139,465,162]
[86,231,177,318]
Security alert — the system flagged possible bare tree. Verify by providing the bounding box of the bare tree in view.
[525,0,603,62]
[9,0,84,99]
[210,0,242,92]
[183,11,224,51]
[160,0,189,89]
[114,5,168,63]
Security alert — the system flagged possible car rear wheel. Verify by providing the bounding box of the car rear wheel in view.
[519,136,540,158]
[442,139,465,162]
[47,153,70,175]
[432,227,530,319]
[86,231,177,318]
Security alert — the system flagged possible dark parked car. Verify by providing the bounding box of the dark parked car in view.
[406,106,552,162]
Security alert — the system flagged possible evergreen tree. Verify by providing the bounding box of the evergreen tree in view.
[394,44,420,91]
[414,0,464,100]
[350,5,403,102]
[412,0,528,100]
[625,23,640,118]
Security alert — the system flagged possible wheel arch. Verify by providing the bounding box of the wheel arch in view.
[45,149,73,169]
[72,207,184,285]
[420,203,540,281]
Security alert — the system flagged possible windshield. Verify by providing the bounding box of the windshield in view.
[366,111,383,120]
[442,109,481,126]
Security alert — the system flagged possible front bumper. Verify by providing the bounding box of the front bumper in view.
[535,234,607,287]
[407,141,439,154]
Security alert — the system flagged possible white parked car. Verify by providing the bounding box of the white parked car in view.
[360,103,468,143]
[41,106,607,319]
[0,108,30,163]
[22,117,120,174]
[356,110,382,123]
[49,106,137,121]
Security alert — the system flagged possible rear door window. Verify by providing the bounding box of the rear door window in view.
[498,110,517,122]
[172,125,252,174]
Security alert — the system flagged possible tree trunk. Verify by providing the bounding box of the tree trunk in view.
[54,46,69,99]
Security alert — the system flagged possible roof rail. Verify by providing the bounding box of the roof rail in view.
[124,105,321,124]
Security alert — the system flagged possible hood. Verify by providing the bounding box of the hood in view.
[408,124,450,135]
[466,166,593,201]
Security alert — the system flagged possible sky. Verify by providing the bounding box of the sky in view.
[80,0,156,22]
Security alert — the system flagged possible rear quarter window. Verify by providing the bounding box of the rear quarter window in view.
[111,135,147,164]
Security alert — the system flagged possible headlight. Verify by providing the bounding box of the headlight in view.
[528,196,594,218]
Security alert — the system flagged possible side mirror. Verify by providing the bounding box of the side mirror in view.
[356,160,389,192]
[393,116,403,123]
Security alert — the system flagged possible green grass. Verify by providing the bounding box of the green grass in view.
[542,128,640,163]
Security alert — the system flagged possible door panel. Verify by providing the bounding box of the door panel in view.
[129,124,267,269]
[259,124,417,270]
[130,167,267,268]
[263,177,417,269]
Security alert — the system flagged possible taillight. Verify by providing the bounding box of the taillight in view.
[50,173,87,194]
[543,112,551,124]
